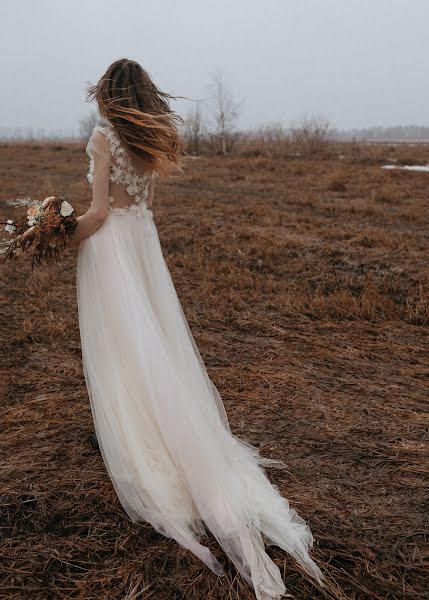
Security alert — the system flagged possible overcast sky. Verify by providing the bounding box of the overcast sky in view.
[1,0,428,135]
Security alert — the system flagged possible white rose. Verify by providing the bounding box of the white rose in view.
[60,200,74,217]
[42,196,56,207]
[5,220,16,234]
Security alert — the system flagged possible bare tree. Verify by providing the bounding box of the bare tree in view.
[207,70,242,155]
[184,101,204,155]
[79,111,102,139]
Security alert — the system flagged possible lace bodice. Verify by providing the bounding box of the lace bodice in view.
[86,124,157,217]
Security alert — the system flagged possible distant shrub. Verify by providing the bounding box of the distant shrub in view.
[290,117,335,156]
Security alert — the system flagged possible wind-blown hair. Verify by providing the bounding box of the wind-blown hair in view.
[87,58,184,177]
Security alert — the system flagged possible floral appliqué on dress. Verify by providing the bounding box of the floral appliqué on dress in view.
[87,124,158,220]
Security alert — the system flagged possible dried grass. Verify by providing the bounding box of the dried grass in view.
[0,141,427,599]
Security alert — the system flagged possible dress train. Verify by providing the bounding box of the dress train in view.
[77,178,323,600]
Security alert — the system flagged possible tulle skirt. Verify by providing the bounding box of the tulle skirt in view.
[76,206,323,599]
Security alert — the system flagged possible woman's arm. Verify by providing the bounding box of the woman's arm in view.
[72,132,111,245]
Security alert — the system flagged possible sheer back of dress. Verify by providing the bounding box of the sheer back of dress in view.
[86,124,157,215]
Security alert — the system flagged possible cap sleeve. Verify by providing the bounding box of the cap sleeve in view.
[86,127,111,162]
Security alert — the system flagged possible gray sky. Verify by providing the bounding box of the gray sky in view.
[1,0,428,135]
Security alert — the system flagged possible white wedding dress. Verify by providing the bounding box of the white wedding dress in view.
[76,124,323,599]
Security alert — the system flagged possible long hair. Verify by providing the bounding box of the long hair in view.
[87,58,184,177]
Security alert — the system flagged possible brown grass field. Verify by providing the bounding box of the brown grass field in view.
[0,141,428,599]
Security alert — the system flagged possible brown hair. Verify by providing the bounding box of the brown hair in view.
[87,58,184,177]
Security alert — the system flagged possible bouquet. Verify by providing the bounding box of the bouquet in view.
[1,195,77,267]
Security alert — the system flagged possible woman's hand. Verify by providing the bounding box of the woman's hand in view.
[71,210,108,245]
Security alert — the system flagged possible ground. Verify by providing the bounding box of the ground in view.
[0,141,427,599]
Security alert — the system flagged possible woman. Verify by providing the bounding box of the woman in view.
[74,58,323,600]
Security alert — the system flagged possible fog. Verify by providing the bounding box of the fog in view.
[1,0,428,136]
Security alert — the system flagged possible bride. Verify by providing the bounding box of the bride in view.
[72,58,323,599]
